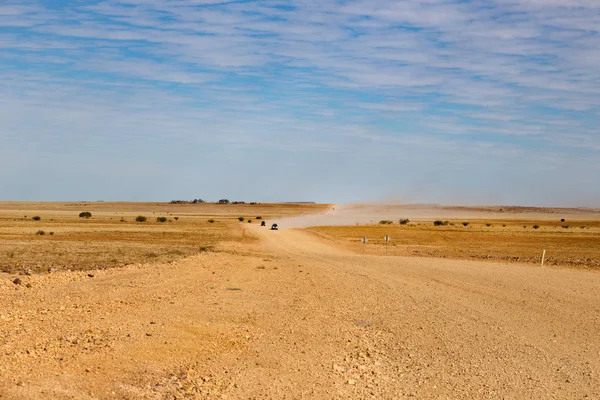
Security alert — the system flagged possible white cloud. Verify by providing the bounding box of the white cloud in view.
[1,0,599,203]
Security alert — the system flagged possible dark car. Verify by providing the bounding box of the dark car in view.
[261,220,266,227]
[271,223,278,230]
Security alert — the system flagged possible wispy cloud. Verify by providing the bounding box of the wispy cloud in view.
[1,0,599,204]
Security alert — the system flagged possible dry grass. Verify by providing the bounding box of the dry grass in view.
[308,219,600,268]
[0,202,328,274]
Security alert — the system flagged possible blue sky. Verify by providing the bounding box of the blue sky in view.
[1,0,599,205]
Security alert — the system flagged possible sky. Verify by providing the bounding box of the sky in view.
[1,0,599,206]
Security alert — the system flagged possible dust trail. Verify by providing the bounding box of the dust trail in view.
[274,203,600,229]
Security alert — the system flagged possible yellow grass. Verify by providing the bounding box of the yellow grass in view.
[308,219,600,268]
[0,202,329,273]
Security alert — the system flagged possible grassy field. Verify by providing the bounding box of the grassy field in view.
[308,219,600,268]
[0,202,328,274]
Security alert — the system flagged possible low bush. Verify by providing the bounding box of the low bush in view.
[32,216,41,221]
[208,219,215,224]
[36,230,45,236]
[248,219,252,223]
[533,225,540,229]
[79,211,92,219]
[174,217,179,221]
[49,232,54,235]
[399,219,409,225]
[562,225,569,229]
[434,220,443,226]
[485,223,492,227]
[256,216,263,220]
[238,217,245,222]
[156,217,168,223]
[120,217,125,222]
[462,222,469,227]
[379,220,393,225]
[135,215,147,223]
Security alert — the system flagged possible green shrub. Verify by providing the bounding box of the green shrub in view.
[238,217,245,222]
[174,217,179,221]
[562,225,569,229]
[35,230,45,236]
[79,211,92,219]
[156,217,167,223]
[208,219,215,224]
[379,220,393,225]
[32,216,41,221]
[399,219,409,225]
[434,220,443,226]
[462,222,469,227]
[49,232,54,235]
[120,217,125,222]
[135,215,147,223]
[533,225,539,229]
[256,216,263,220]
[248,219,252,223]
[485,223,492,227]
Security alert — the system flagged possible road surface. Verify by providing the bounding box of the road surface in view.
[1,225,599,399]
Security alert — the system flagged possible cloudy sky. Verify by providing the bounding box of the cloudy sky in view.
[1,0,599,205]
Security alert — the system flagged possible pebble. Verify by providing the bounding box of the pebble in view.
[333,364,345,372]
[13,278,22,285]
[348,379,357,385]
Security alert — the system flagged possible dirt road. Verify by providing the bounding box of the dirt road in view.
[1,225,599,399]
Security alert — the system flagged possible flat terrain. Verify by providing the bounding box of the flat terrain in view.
[307,221,600,268]
[0,202,327,273]
[1,203,600,399]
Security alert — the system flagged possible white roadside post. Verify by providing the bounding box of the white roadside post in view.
[362,237,368,244]
[541,249,546,266]
[384,235,391,256]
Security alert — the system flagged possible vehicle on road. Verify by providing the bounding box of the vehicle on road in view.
[271,223,278,230]
[261,221,266,227]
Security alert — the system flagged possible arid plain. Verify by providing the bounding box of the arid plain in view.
[1,201,599,399]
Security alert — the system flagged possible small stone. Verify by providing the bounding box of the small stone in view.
[146,333,152,337]
[12,278,22,285]
[347,379,356,385]
[87,274,95,278]
[333,364,345,372]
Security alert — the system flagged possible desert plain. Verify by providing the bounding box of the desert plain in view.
[1,201,599,399]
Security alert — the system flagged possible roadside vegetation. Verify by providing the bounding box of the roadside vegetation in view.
[308,219,600,269]
[0,202,328,274]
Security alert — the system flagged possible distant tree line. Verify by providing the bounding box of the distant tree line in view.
[170,199,206,204]
[170,199,260,205]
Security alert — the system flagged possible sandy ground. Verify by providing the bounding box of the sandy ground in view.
[1,208,600,399]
